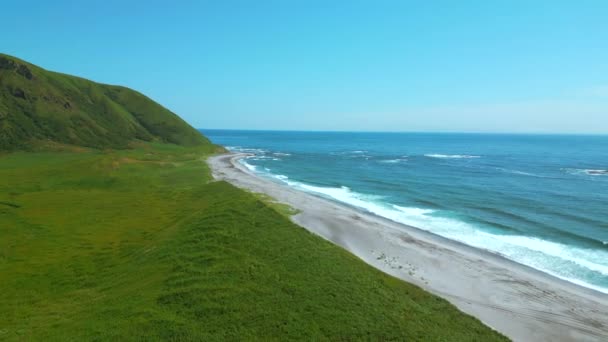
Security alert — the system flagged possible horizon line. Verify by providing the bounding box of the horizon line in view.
[197,128,608,136]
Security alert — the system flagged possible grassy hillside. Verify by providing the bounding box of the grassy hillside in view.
[0,54,209,150]
[0,143,507,340]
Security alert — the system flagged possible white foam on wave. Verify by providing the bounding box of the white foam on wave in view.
[330,150,368,156]
[507,170,535,176]
[296,184,386,211]
[393,205,434,216]
[248,155,272,160]
[425,154,480,159]
[379,158,408,164]
[229,146,269,154]
[563,168,608,177]
[272,174,290,182]
[261,172,297,187]
[496,168,539,177]
[264,176,608,293]
[492,235,608,276]
[239,158,258,172]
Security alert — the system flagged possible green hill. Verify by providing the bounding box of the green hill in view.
[0,53,209,150]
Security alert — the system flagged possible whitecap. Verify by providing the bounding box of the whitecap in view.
[239,160,258,172]
[563,168,608,176]
[249,155,279,161]
[585,169,608,176]
[232,147,268,154]
[425,154,480,159]
[330,150,369,156]
[392,205,435,216]
[272,174,289,182]
[496,168,538,177]
[379,158,408,164]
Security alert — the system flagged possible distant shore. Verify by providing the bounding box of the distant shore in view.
[208,153,608,341]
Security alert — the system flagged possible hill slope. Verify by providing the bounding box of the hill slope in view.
[0,54,209,150]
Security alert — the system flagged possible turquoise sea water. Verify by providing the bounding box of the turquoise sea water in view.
[202,130,608,293]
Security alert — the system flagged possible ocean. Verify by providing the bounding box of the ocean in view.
[202,130,608,293]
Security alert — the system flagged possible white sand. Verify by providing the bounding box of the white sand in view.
[208,153,608,341]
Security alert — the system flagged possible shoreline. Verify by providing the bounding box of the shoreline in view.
[208,153,608,341]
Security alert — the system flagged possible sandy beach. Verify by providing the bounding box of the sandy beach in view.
[208,153,608,341]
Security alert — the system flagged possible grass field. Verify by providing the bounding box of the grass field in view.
[0,143,507,341]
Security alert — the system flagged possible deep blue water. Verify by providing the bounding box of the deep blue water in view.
[202,129,608,293]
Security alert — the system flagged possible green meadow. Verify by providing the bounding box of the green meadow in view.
[0,143,508,340]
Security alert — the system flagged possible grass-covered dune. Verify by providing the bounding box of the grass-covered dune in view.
[0,53,209,150]
[0,143,506,340]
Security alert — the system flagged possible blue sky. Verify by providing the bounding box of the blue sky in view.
[3,1,608,133]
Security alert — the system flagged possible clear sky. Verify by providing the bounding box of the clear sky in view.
[3,1,608,133]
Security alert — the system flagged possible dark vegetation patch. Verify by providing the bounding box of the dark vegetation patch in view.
[0,56,16,70]
[16,64,33,80]
[10,87,26,99]
[0,201,20,208]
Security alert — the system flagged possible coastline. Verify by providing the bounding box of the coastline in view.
[208,153,608,341]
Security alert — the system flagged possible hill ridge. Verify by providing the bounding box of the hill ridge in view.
[0,53,209,150]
